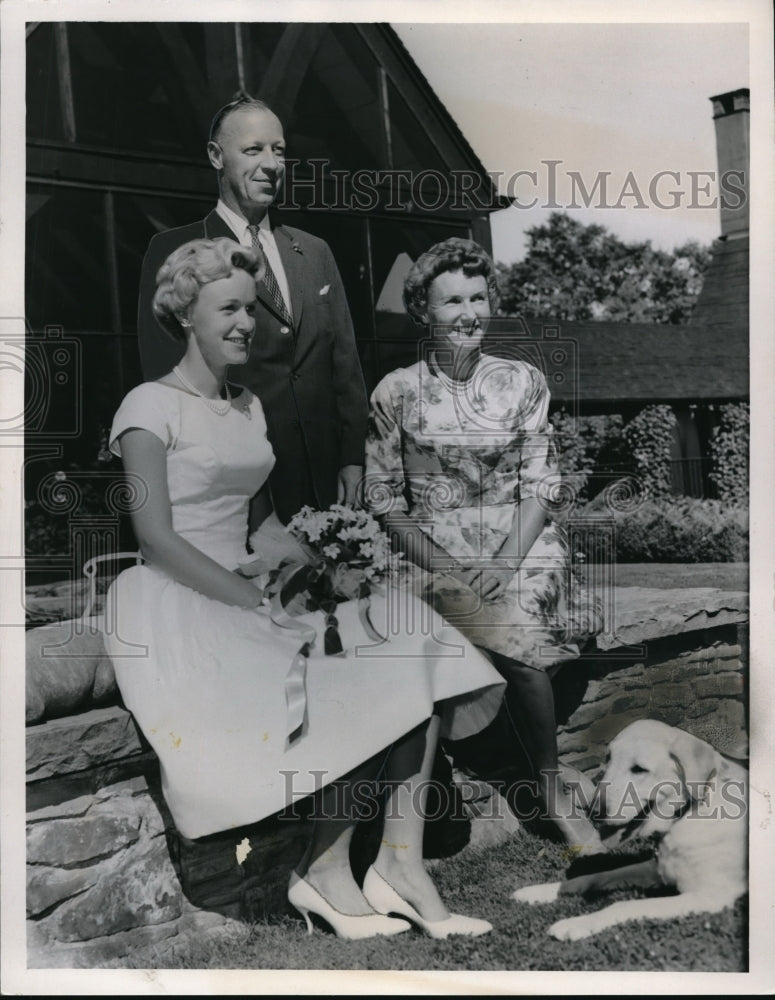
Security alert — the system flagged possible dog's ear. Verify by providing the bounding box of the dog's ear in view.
[668,728,722,802]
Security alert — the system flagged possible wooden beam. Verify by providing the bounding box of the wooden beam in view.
[354,25,505,210]
[234,23,248,94]
[204,24,239,100]
[103,191,122,335]
[28,142,217,198]
[378,66,393,171]
[470,215,493,255]
[155,23,212,141]
[354,25,471,172]
[54,23,76,143]
[28,141,495,221]
[257,23,327,124]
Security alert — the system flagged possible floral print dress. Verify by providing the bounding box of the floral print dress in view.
[364,354,602,672]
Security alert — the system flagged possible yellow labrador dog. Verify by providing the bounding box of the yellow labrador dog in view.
[512,719,748,940]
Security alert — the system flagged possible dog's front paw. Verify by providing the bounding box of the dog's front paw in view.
[512,881,562,905]
[548,915,592,941]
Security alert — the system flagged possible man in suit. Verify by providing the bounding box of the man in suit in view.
[137,94,368,525]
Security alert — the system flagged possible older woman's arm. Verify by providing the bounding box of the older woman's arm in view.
[494,498,547,568]
[364,378,478,584]
[120,428,265,609]
[493,367,558,570]
[466,367,558,601]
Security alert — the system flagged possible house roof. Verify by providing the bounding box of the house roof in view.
[688,235,749,336]
[373,311,748,406]
[484,234,749,409]
[378,25,509,209]
[507,314,749,406]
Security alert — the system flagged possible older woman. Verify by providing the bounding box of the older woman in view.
[103,237,504,940]
[364,237,603,849]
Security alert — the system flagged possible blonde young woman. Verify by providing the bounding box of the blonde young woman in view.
[103,237,506,940]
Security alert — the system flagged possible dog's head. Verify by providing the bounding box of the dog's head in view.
[593,719,723,838]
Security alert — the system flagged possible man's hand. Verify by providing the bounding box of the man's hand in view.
[337,464,363,507]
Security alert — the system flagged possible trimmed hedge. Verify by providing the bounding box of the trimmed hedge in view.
[572,497,748,563]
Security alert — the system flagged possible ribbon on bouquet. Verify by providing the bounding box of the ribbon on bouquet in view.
[268,562,318,745]
[267,563,390,743]
[317,597,344,656]
[356,581,387,645]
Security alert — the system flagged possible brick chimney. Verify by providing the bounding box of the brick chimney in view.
[710,88,749,239]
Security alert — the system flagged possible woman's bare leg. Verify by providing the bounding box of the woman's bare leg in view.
[370,715,450,922]
[295,754,382,915]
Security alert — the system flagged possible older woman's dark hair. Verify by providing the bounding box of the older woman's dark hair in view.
[403,237,500,324]
[152,238,262,342]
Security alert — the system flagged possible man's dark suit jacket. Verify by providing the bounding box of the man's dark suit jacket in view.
[137,210,369,524]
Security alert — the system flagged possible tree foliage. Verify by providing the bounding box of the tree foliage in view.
[496,212,712,324]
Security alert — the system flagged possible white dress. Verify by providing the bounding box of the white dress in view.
[103,382,506,839]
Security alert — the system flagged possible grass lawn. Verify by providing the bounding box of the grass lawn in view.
[107,830,747,974]
[612,562,747,591]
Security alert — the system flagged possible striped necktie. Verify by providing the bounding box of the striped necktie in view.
[248,225,292,325]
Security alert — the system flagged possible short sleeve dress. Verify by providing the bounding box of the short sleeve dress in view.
[103,381,506,840]
[364,355,603,673]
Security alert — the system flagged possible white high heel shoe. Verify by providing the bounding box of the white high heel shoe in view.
[362,866,493,939]
[287,872,411,940]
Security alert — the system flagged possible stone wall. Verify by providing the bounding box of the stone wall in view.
[557,625,747,771]
[24,584,748,967]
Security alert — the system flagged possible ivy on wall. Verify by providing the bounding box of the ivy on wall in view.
[708,403,749,505]
[550,410,629,503]
[621,404,677,500]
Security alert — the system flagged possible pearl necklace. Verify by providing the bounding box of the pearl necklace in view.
[172,366,231,415]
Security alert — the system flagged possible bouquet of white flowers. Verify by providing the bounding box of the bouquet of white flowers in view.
[281,504,397,599]
[240,505,408,742]
[250,504,401,658]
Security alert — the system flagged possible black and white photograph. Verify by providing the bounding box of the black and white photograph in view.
[2,0,774,994]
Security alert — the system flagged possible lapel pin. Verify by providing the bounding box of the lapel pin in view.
[319,284,330,296]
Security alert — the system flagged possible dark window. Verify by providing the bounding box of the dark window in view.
[273,209,372,344]
[280,24,383,171]
[355,341,379,396]
[370,217,471,331]
[368,218,472,382]
[26,184,112,333]
[27,23,66,141]
[112,193,213,333]
[66,23,211,157]
[388,79,447,174]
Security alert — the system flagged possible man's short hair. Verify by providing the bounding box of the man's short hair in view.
[208,92,279,144]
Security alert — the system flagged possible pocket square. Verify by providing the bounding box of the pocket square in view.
[319,284,330,296]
